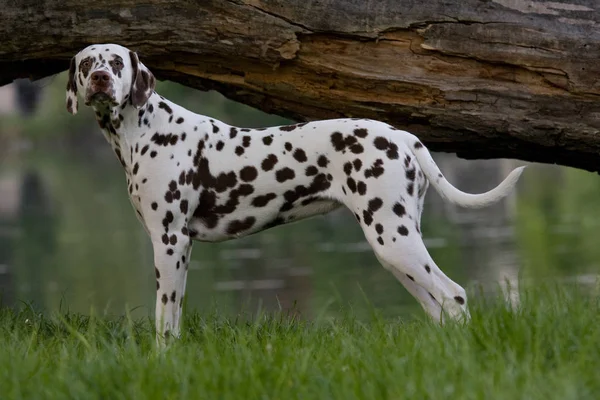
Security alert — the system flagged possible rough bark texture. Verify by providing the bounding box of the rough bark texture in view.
[1,1,600,171]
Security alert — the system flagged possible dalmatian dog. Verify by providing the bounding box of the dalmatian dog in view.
[65,44,525,344]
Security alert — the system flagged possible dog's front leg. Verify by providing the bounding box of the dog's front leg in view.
[151,229,192,346]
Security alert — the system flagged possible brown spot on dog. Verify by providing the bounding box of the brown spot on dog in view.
[180,200,189,214]
[357,181,367,195]
[162,212,174,232]
[368,197,383,213]
[275,168,295,182]
[293,149,307,163]
[373,136,399,159]
[397,225,409,236]
[373,137,389,150]
[278,173,331,212]
[346,178,357,193]
[386,143,399,160]
[364,159,384,179]
[240,166,258,182]
[280,125,297,132]
[343,162,353,176]
[261,154,278,171]
[263,136,273,145]
[393,203,406,217]
[330,132,345,151]
[151,133,180,147]
[251,193,277,207]
[317,155,329,168]
[226,217,256,235]
[354,128,368,138]
[80,56,94,78]
[158,101,172,114]
[305,165,318,176]
[350,143,364,154]
[362,210,373,226]
[331,131,360,153]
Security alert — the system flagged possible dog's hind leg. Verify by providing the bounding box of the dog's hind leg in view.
[356,202,470,323]
[373,236,469,323]
[375,254,445,323]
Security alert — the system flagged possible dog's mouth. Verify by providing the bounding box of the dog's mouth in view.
[85,90,117,106]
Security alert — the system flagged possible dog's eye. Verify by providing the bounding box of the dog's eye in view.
[81,60,91,69]
[113,60,122,68]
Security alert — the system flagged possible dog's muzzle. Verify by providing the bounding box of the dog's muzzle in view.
[85,70,117,106]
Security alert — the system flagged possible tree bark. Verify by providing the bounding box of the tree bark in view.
[2,1,600,171]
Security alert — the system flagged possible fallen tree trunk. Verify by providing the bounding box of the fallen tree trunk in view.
[2,1,600,171]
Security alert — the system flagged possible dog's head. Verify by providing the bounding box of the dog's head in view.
[66,43,156,115]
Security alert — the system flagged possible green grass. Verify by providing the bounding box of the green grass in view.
[0,286,599,399]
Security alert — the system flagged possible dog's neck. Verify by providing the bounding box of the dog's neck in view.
[92,92,161,172]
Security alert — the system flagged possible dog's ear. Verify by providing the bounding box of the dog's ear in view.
[66,56,78,115]
[129,51,156,109]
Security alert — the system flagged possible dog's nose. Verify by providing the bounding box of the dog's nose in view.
[90,71,111,84]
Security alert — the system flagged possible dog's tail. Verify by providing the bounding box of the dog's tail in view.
[409,135,525,209]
